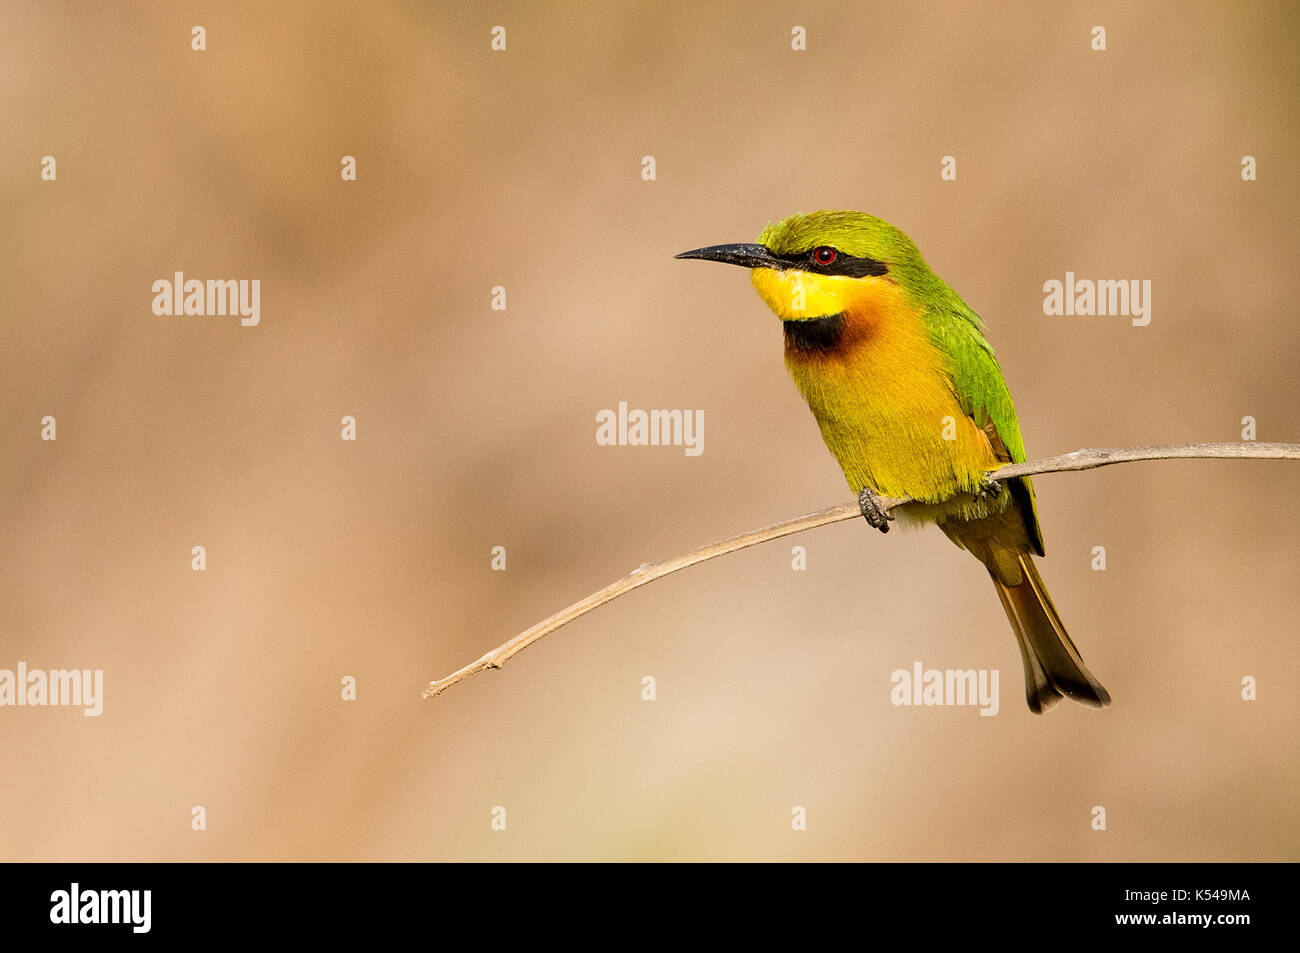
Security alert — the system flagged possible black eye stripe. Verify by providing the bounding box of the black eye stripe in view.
[766,246,888,278]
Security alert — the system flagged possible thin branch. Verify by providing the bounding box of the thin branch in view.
[423,441,1298,700]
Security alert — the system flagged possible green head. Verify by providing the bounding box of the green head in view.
[757,210,923,268]
[677,210,945,320]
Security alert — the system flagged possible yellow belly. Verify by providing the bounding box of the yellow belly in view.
[778,280,1005,525]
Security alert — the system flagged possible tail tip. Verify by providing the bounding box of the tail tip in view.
[1026,681,1111,713]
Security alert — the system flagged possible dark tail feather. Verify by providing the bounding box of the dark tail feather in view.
[988,553,1111,713]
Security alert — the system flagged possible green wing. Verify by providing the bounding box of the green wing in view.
[926,301,1046,556]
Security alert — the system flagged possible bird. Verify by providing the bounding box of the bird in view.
[676,210,1110,713]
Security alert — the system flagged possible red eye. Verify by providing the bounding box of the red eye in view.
[813,246,837,265]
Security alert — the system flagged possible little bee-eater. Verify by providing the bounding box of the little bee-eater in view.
[677,210,1110,713]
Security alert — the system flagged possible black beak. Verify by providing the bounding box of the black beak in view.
[674,243,785,270]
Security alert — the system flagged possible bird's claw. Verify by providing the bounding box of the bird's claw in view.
[977,477,1002,502]
[858,487,894,533]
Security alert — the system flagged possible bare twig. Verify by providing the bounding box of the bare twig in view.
[423,441,1298,700]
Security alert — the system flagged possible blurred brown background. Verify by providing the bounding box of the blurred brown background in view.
[1,0,1297,861]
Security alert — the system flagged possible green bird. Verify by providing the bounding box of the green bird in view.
[677,210,1110,713]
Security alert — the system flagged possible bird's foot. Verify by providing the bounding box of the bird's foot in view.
[858,487,895,534]
[976,476,1003,503]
